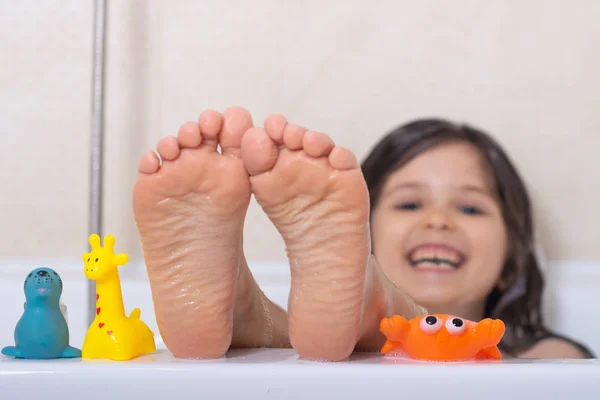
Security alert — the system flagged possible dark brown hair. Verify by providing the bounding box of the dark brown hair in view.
[361,118,593,357]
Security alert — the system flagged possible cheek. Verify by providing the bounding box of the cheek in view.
[463,216,508,274]
[371,208,414,257]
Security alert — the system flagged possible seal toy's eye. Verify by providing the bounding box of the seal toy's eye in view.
[27,273,32,278]
[419,315,443,335]
[53,271,58,276]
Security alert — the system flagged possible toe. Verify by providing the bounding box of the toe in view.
[264,114,287,144]
[138,151,160,174]
[328,146,359,170]
[156,136,180,161]
[177,121,202,148]
[241,127,279,176]
[198,109,223,150]
[282,124,307,150]
[302,131,335,158]
[220,106,254,157]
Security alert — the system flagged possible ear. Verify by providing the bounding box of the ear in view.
[114,253,129,266]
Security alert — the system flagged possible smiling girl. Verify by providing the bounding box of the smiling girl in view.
[361,118,593,358]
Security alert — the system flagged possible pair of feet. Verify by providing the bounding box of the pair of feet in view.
[133,106,386,361]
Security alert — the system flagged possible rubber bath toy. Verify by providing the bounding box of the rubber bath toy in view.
[380,314,505,361]
[81,234,156,361]
[1,267,81,359]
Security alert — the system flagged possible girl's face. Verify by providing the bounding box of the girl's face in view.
[371,141,508,317]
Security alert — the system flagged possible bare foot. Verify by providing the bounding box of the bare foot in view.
[133,107,253,358]
[241,115,371,361]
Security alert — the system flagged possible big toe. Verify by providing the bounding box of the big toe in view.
[220,106,254,157]
[241,127,279,176]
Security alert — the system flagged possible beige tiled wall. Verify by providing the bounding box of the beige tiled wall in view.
[1,0,599,262]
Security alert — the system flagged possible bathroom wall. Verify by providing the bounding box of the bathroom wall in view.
[1,0,599,267]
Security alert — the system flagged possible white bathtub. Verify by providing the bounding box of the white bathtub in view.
[1,258,600,399]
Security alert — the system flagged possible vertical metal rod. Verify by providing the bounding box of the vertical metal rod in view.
[89,0,107,325]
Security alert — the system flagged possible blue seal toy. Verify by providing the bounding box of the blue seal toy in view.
[1,267,81,359]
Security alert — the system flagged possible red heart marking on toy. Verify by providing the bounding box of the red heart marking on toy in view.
[99,322,104,328]
[107,330,113,335]
[96,307,101,315]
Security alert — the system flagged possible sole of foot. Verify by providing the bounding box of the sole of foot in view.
[241,115,371,361]
[133,106,253,359]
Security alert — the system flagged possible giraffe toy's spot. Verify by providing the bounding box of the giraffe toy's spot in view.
[81,234,156,361]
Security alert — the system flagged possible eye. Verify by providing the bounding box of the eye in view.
[27,273,32,278]
[445,317,466,335]
[459,205,482,215]
[95,258,98,262]
[53,271,58,276]
[395,202,420,211]
[87,258,90,262]
[419,315,443,335]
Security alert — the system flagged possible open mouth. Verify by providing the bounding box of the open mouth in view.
[407,244,465,271]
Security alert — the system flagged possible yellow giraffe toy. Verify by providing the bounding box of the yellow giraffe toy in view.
[81,234,156,361]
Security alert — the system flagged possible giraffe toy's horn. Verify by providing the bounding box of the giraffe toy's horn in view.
[103,234,116,251]
[88,234,101,250]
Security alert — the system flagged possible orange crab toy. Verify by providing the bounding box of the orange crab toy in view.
[379,314,506,361]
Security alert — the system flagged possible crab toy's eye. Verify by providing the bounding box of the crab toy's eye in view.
[445,317,466,335]
[419,315,442,335]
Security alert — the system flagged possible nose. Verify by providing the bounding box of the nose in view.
[37,270,49,277]
[423,209,454,231]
